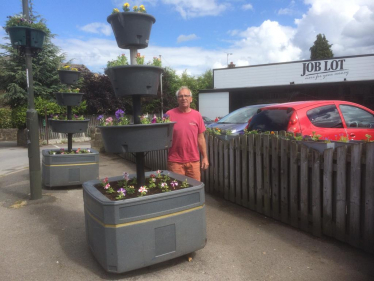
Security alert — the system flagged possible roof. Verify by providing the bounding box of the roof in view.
[259,100,360,110]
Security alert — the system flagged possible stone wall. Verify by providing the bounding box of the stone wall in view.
[90,127,105,153]
[0,129,17,141]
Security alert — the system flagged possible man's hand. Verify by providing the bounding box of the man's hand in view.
[201,157,209,170]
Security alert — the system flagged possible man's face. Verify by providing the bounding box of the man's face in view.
[177,89,192,108]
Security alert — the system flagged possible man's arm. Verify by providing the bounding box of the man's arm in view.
[198,133,209,170]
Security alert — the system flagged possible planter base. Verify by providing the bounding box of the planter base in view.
[83,171,206,273]
[42,149,99,187]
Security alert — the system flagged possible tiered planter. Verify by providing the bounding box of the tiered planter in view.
[42,70,99,188]
[43,149,99,187]
[83,172,206,273]
[84,11,206,273]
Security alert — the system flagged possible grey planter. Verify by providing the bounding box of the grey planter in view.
[99,122,175,153]
[105,65,163,97]
[58,70,81,85]
[215,135,239,141]
[42,149,99,187]
[7,26,46,49]
[55,92,84,106]
[107,12,155,49]
[48,119,89,134]
[83,171,206,273]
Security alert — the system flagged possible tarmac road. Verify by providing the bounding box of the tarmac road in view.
[0,141,373,280]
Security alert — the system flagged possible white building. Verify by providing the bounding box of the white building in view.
[199,54,374,119]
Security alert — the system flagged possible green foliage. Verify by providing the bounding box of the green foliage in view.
[4,13,50,35]
[1,9,65,108]
[11,105,27,129]
[309,34,334,60]
[107,54,129,68]
[0,108,13,128]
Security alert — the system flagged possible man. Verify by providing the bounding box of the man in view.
[166,86,209,181]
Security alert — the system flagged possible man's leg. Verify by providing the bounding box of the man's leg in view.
[167,161,186,176]
[185,161,201,181]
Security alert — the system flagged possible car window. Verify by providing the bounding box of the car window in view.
[339,105,374,129]
[306,105,343,128]
[218,107,260,124]
[248,109,293,131]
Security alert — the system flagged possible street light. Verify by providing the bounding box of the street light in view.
[226,52,233,66]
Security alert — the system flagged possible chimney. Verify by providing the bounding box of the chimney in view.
[228,62,235,68]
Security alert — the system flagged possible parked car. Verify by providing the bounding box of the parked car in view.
[207,104,274,135]
[246,100,374,141]
[202,116,214,127]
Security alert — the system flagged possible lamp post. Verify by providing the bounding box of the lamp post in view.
[226,52,233,66]
[23,0,42,200]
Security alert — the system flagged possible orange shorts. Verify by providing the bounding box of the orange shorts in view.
[167,161,201,182]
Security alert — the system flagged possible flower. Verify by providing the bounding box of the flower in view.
[170,180,178,189]
[136,53,145,65]
[112,8,120,14]
[105,117,113,126]
[123,172,130,181]
[5,13,50,35]
[138,186,148,195]
[151,114,157,124]
[115,109,125,119]
[123,3,130,11]
[104,183,111,190]
[103,177,109,183]
[118,188,126,196]
[59,65,79,71]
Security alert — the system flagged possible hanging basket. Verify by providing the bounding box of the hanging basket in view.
[105,65,162,97]
[48,119,89,134]
[98,122,175,153]
[7,26,46,49]
[107,12,155,49]
[58,70,81,85]
[55,93,84,106]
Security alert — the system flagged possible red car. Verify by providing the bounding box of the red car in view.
[246,100,374,141]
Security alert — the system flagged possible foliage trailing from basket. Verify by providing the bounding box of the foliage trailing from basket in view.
[97,170,191,201]
[4,13,50,35]
[139,113,171,124]
[97,109,130,126]
[48,148,92,155]
[51,114,85,121]
[106,53,162,68]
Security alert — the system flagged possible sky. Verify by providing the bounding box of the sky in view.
[1,0,373,76]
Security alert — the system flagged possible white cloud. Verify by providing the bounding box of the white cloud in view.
[278,8,293,15]
[161,0,229,19]
[293,0,374,58]
[242,4,253,11]
[79,22,112,36]
[177,34,199,43]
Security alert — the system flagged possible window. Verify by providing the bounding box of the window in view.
[339,105,374,128]
[306,105,343,128]
[248,109,293,132]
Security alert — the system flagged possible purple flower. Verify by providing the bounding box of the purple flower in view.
[115,109,125,120]
[97,115,103,120]
[163,113,169,119]
[151,114,157,123]
[118,188,126,196]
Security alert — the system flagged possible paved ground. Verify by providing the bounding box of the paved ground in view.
[0,141,373,280]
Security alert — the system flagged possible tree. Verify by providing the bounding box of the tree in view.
[0,11,64,108]
[309,34,334,60]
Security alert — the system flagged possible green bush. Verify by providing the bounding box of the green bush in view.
[11,106,27,129]
[0,108,13,128]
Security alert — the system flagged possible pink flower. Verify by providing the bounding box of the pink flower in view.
[103,177,108,183]
[138,186,147,193]
[123,172,129,181]
[104,183,111,190]
[161,182,167,188]
[157,170,161,174]
[151,114,157,123]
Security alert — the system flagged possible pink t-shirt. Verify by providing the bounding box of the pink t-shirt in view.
[166,108,206,163]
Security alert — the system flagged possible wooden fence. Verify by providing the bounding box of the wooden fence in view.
[123,132,374,254]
